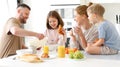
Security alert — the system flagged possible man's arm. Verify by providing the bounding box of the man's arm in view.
[10,26,44,40]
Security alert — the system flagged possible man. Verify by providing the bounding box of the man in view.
[0,3,44,58]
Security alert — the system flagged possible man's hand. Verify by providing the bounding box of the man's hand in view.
[37,33,44,40]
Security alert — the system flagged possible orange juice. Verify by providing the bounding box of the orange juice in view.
[43,45,49,54]
[58,46,65,58]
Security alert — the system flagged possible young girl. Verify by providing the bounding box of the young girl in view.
[44,10,66,46]
[86,3,120,55]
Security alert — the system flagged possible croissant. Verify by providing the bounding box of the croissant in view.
[58,25,64,35]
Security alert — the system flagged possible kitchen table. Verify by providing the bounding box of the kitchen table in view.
[0,51,120,67]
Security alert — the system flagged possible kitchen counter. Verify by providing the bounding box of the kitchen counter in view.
[0,51,120,67]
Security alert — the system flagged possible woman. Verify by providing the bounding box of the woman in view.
[69,2,98,50]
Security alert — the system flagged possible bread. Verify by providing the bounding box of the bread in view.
[41,53,49,58]
[58,25,64,35]
[19,54,43,63]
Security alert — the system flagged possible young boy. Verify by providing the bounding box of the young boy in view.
[86,3,120,55]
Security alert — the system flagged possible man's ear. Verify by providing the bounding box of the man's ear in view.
[17,8,21,13]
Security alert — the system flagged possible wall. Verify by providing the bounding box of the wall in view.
[22,0,51,43]
[0,0,17,38]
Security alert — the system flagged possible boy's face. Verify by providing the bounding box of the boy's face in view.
[87,12,97,24]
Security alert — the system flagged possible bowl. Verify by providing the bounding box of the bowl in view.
[16,49,33,56]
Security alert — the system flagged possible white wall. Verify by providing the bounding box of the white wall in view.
[23,0,51,33]
[86,0,120,3]
[22,0,52,43]
[0,0,17,38]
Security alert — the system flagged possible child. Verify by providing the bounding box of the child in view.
[86,3,120,55]
[44,10,66,46]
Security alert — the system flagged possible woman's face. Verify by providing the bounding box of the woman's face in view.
[48,17,58,29]
[74,11,85,26]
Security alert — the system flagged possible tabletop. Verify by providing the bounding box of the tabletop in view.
[0,51,120,67]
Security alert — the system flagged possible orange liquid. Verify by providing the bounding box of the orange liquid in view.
[58,46,65,58]
[43,45,49,54]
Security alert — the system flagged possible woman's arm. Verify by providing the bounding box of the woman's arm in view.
[92,38,104,46]
[74,27,87,49]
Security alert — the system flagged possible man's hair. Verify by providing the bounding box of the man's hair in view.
[17,3,31,10]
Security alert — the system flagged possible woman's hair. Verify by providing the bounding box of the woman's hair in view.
[46,10,64,29]
[75,2,93,17]
[87,3,105,17]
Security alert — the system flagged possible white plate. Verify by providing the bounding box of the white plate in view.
[41,54,57,60]
[68,56,86,61]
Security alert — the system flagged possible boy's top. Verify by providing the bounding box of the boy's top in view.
[98,20,120,50]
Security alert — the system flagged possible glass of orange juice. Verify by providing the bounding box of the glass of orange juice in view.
[58,45,65,58]
[43,45,49,54]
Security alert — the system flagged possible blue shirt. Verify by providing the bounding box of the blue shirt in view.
[98,20,120,50]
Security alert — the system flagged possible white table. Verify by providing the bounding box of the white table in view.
[0,52,120,67]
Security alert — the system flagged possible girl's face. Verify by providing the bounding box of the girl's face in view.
[48,17,58,29]
[74,11,85,26]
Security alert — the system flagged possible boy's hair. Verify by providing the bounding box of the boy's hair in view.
[75,2,93,17]
[46,10,64,29]
[87,4,105,17]
[17,3,31,10]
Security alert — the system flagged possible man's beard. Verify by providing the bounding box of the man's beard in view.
[20,14,26,24]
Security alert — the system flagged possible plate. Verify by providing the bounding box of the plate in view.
[41,54,57,60]
[68,56,86,61]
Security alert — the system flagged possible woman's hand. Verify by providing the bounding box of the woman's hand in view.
[69,29,76,42]
[74,27,83,36]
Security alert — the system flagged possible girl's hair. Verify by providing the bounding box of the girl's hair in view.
[75,2,93,17]
[87,3,105,17]
[46,10,64,29]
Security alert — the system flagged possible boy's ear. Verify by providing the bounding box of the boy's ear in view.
[93,13,97,18]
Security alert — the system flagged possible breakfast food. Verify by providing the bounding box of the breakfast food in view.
[58,25,64,35]
[69,50,84,59]
[41,53,49,58]
[19,54,43,63]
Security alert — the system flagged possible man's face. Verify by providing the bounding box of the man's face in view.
[19,8,30,24]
